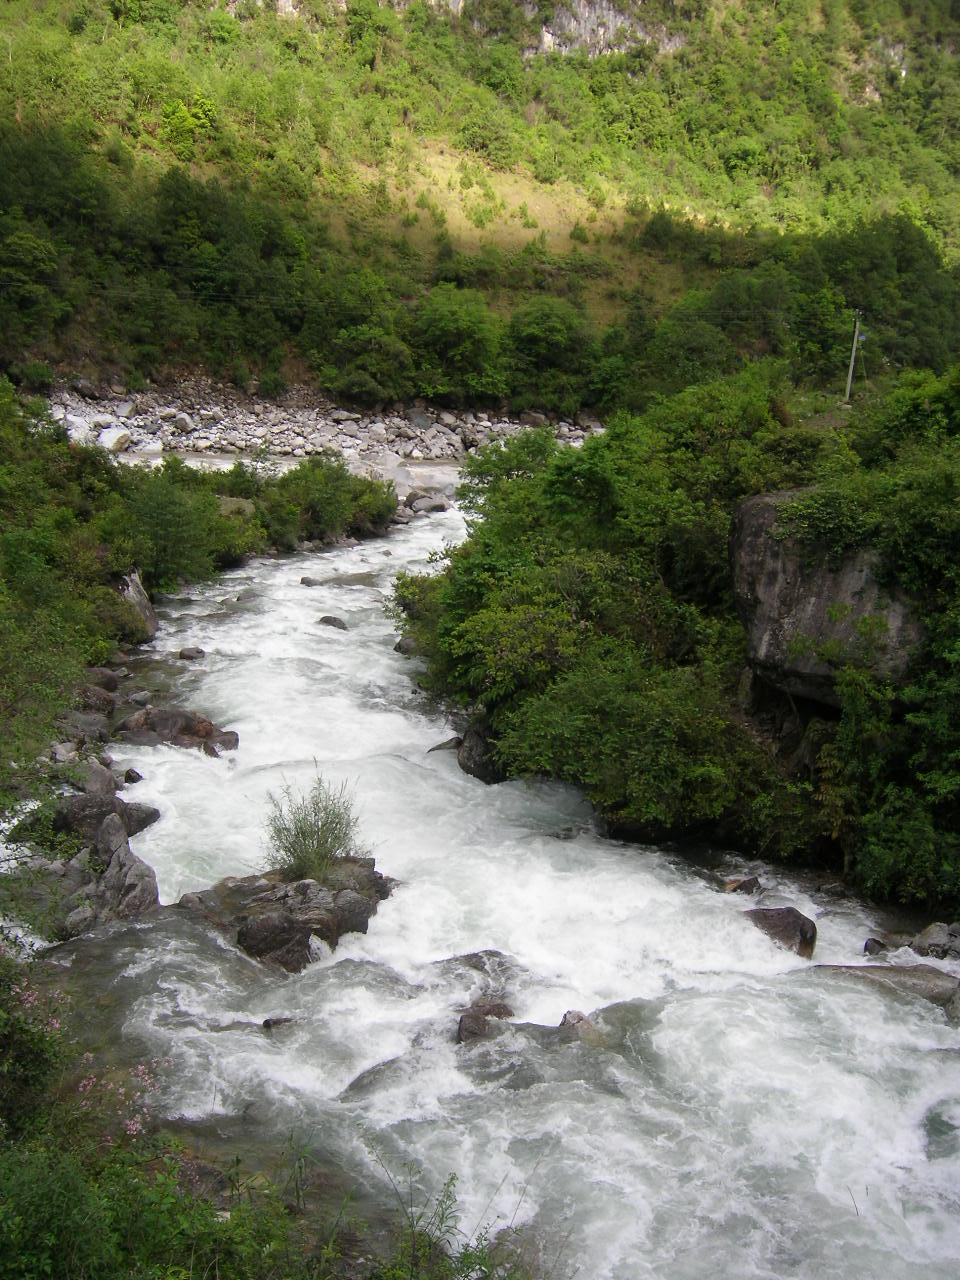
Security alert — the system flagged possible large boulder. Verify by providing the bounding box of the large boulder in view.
[177,856,392,973]
[746,906,817,958]
[731,491,923,706]
[457,723,506,784]
[114,706,239,755]
[908,922,960,961]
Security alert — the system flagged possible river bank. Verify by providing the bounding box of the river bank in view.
[47,377,605,489]
[4,507,960,1278]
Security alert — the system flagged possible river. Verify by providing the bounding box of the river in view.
[50,509,960,1279]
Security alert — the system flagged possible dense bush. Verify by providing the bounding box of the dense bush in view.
[397,364,960,906]
[264,775,367,882]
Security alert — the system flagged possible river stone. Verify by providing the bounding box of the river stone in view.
[318,615,348,630]
[122,801,161,836]
[81,759,118,797]
[78,684,118,715]
[95,814,156,907]
[236,910,314,973]
[115,705,238,753]
[816,963,960,1011]
[731,490,923,707]
[428,736,462,753]
[457,724,505,785]
[301,576,322,586]
[98,426,132,453]
[86,666,120,693]
[864,937,888,956]
[394,635,417,656]
[909,922,960,960]
[54,793,127,841]
[179,646,205,660]
[56,710,110,743]
[746,906,817,958]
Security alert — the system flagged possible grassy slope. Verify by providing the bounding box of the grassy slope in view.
[0,0,958,384]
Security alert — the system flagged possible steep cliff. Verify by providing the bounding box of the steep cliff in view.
[731,491,924,708]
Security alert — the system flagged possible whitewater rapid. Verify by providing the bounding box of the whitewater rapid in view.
[56,510,960,1279]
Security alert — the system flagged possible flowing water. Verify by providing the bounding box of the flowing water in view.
[50,510,960,1278]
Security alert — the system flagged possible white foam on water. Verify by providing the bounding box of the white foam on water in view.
[94,509,960,1278]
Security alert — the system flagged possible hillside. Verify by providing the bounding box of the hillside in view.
[1,0,959,405]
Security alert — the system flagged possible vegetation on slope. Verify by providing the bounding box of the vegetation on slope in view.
[396,363,960,910]
[1,1,959,408]
[0,380,395,805]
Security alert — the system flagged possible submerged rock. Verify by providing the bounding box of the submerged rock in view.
[457,999,514,1043]
[816,963,960,1015]
[724,875,761,895]
[746,906,817,958]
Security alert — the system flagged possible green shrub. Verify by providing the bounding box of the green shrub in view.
[264,775,367,882]
[0,955,64,1138]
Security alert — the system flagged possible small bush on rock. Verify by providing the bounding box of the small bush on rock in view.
[264,776,366,882]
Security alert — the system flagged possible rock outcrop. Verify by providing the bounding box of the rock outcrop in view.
[8,803,160,938]
[908,921,960,960]
[177,857,393,973]
[731,491,923,707]
[457,723,506,784]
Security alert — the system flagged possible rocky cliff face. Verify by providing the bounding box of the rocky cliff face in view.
[240,1,675,58]
[731,491,924,708]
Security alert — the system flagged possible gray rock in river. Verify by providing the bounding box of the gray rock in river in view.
[746,906,817,958]
[177,857,392,974]
[457,723,506,784]
[909,921,960,960]
[114,706,238,755]
[816,963,960,1016]
[731,490,923,706]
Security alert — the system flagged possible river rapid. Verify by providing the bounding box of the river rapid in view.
[52,509,960,1279]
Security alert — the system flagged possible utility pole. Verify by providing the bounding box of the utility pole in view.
[843,310,861,405]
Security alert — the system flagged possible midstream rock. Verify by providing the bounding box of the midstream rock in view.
[177,857,393,973]
[457,999,515,1043]
[114,706,239,755]
[746,906,817,958]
